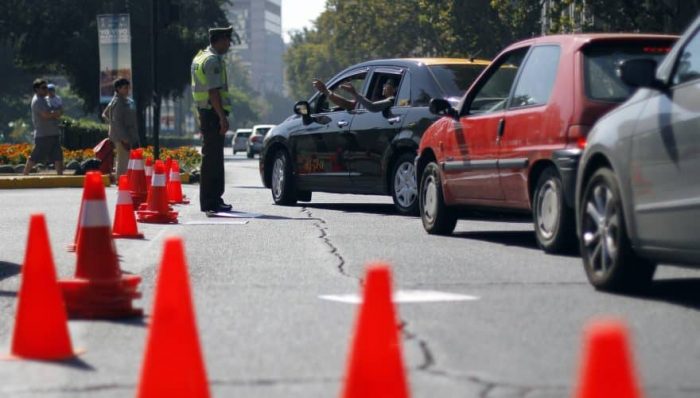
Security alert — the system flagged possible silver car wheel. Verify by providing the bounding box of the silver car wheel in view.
[535,179,560,240]
[271,156,285,199]
[421,174,438,224]
[582,184,619,277]
[394,161,417,208]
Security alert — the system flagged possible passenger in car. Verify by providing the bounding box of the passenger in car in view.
[340,79,396,113]
[312,79,356,111]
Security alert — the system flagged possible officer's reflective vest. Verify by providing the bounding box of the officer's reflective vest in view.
[191,48,232,112]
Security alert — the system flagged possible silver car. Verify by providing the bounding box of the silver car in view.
[232,128,252,155]
[575,17,700,292]
[246,124,275,158]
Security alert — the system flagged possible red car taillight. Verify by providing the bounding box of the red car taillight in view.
[251,136,261,143]
[567,125,591,149]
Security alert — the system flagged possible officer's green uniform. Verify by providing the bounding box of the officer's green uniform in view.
[191,26,234,212]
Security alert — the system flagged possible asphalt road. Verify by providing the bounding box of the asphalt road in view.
[0,154,699,397]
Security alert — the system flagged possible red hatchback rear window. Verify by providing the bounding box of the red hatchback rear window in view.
[582,40,675,102]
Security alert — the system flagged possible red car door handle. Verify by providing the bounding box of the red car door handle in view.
[496,118,505,143]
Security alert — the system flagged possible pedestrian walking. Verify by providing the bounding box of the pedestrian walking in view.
[102,77,138,178]
[23,79,64,175]
[191,26,235,213]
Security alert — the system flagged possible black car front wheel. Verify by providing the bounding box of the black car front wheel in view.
[579,168,656,291]
[420,162,457,234]
[391,152,419,215]
[271,149,297,205]
[532,167,576,253]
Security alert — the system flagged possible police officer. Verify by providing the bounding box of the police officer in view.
[191,26,234,213]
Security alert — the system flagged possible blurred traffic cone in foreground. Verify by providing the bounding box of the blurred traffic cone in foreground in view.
[112,175,144,239]
[573,319,641,398]
[137,161,178,224]
[167,160,190,205]
[137,237,210,398]
[129,149,148,207]
[144,157,154,192]
[341,263,409,398]
[58,171,142,319]
[7,214,77,360]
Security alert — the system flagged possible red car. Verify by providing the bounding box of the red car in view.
[415,33,677,253]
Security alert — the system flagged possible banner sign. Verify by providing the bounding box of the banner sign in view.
[97,14,132,105]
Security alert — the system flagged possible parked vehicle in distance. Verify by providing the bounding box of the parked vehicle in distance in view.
[232,128,252,155]
[260,58,489,214]
[247,124,275,158]
[575,17,700,292]
[416,34,678,252]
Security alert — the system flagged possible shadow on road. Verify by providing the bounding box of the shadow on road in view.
[0,261,21,281]
[303,203,405,217]
[450,230,539,250]
[624,278,700,311]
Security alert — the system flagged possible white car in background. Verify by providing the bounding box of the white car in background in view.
[247,124,275,158]
[232,128,252,155]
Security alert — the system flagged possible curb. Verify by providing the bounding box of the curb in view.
[0,174,111,189]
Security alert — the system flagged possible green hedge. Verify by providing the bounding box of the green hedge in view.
[60,117,200,150]
[61,118,108,150]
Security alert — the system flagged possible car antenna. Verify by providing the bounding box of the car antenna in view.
[468,49,483,62]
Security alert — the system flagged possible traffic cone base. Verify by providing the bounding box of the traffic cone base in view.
[58,274,143,319]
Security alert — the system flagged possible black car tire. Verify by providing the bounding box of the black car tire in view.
[579,168,656,292]
[390,152,419,215]
[420,162,457,235]
[270,149,298,205]
[532,167,576,253]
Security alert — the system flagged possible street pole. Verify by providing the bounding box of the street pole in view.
[151,0,160,159]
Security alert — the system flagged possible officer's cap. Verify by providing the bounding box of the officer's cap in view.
[209,26,234,42]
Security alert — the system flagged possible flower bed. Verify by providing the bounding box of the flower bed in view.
[0,143,201,174]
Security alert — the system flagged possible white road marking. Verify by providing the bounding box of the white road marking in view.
[319,290,480,304]
[206,211,263,218]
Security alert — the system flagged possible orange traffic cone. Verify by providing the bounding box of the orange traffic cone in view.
[137,237,210,398]
[164,157,172,186]
[113,175,145,239]
[167,160,190,205]
[573,319,642,398]
[137,161,178,223]
[145,157,154,192]
[129,148,148,207]
[58,171,142,319]
[341,263,409,398]
[7,214,78,360]
[66,174,90,252]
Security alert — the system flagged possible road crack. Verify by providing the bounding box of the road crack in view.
[301,207,353,278]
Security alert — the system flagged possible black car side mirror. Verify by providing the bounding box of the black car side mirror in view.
[429,98,458,119]
[294,100,312,125]
[619,59,665,91]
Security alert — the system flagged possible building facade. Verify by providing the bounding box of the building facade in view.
[225,0,285,94]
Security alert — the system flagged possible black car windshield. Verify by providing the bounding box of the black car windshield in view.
[583,40,675,102]
[429,64,486,98]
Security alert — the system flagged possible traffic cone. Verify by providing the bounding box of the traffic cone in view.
[145,157,154,192]
[66,174,90,252]
[164,157,172,186]
[6,214,78,360]
[167,160,190,205]
[58,171,142,319]
[137,237,210,398]
[573,319,642,398]
[112,175,145,239]
[137,160,179,223]
[341,263,409,398]
[129,148,148,207]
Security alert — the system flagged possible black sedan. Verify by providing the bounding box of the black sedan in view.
[259,58,488,214]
